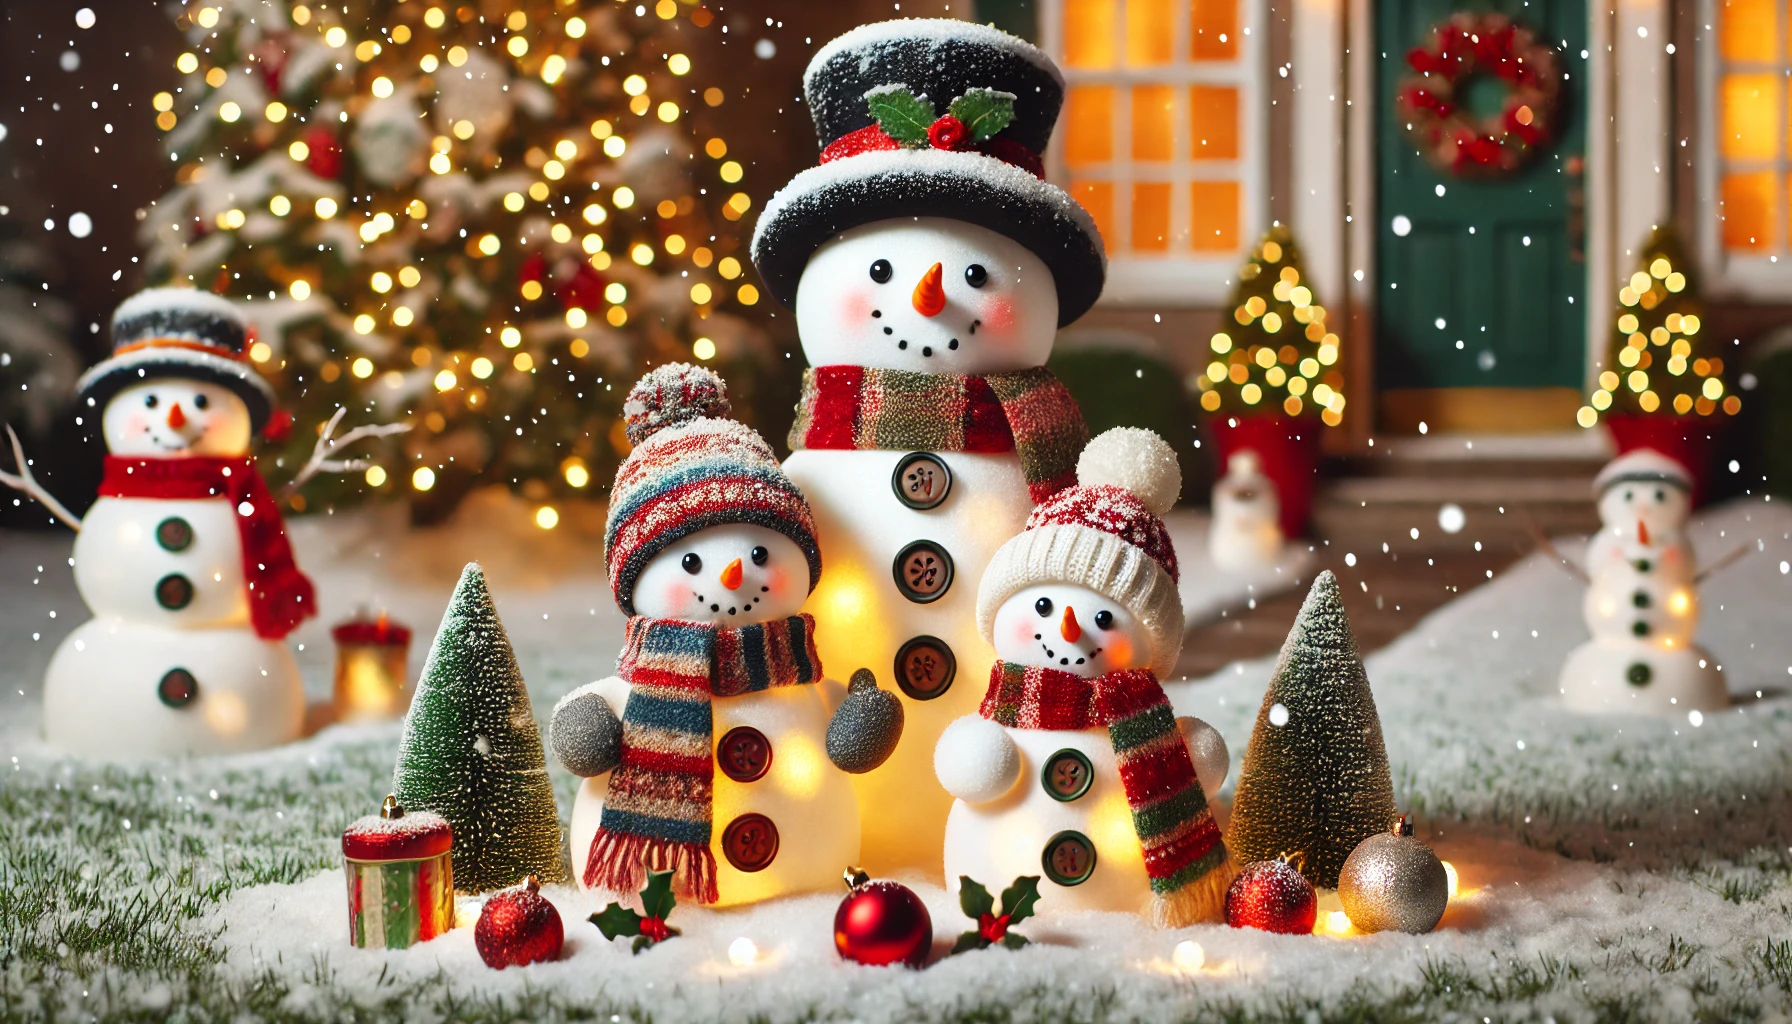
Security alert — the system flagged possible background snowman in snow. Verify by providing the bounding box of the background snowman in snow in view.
[935,428,1234,927]
[27,289,314,756]
[750,19,1102,873]
[1209,449,1283,574]
[551,364,903,908]
[1559,449,1729,716]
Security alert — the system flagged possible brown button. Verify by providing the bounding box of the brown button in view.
[155,573,194,611]
[891,453,952,510]
[721,812,779,872]
[717,726,772,783]
[1042,830,1097,886]
[893,635,955,701]
[156,517,194,552]
[1042,748,1093,802]
[891,540,953,604]
[158,668,198,708]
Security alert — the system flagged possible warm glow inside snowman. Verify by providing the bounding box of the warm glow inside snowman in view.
[1559,449,1727,716]
[935,429,1234,927]
[751,19,1104,872]
[1210,449,1283,573]
[40,288,310,756]
[553,365,903,908]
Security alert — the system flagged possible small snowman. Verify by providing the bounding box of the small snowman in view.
[38,288,311,755]
[1209,449,1283,573]
[934,428,1233,927]
[1559,449,1727,716]
[752,19,1102,871]
[552,365,904,908]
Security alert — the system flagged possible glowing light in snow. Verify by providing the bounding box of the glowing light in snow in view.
[1441,861,1459,898]
[1172,941,1205,972]
[728,937,759,965]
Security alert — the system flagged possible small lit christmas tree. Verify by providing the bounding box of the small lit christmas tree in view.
[1580,226,1740,428]
[1193,226,1345,426]
[394,562,566,893]
[1227,571,1396,890]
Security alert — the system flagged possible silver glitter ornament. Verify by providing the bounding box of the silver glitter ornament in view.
[1337,818,1448,934]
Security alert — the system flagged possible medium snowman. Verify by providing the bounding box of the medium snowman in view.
[551,365,903,908]
[1210,449,1283,573]
[935,429,1234,927]
[1559,449,1727,716]
[36,288,310,756]
[751,19,1103,872]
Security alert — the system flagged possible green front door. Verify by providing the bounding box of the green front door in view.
[1375,0,1587,392]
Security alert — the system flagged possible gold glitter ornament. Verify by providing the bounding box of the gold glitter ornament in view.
[1337,817,1449,934]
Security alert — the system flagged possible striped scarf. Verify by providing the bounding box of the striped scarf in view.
[788,365,1088,503]
[980,662,1232,926]
[584,614,822,904]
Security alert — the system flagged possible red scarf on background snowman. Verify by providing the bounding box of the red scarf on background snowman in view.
[98,456,315,640]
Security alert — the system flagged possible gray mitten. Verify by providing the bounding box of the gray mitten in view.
[550,684,622,777]
[826,669,905,774]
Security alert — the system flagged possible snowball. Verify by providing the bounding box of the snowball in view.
[933,715,1019,802]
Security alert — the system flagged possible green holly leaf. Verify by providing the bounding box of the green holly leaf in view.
[640,868,678,921]
[1001,932,1030,951]
[950,930,990,955]
[866,85,935,146]
[632,934,655,955]
[999,875,1042,925]
[947,88,1016,142]
[958,876,995,920]
[590,903,643,940]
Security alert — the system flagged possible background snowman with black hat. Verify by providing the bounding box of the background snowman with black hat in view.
[751,18,1106,872]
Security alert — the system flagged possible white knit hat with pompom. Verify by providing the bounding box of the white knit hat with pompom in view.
[977,427,1186,676]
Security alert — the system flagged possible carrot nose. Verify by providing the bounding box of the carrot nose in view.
[1060,605,1081,643]
[166,403,188,430]
[911,262,946,317]
[719,558,743,591]
[1637,518,1650,546]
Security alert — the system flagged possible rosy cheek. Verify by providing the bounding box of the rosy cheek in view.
[980,295,1017,334]
[665,581,691,607]
[1104,636,1136,669]
[124,413,149,433]
[838,289,878,326]
[1010,618,1036,644]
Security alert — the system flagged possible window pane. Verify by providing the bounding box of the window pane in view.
[1191,0,1239,61]
[1064,0,1115,68]
[1126,0,1176,66]
[1721,171,1775,250]
[1721,73,1780,160]
[1191,180,1240,253]
[1132,182,1173,251]
[1190,85,1239,159]
[1720,0,1777,63]
[1072,181,1116,255]
[1064,86,1115,166]
[1132,85,1176,161]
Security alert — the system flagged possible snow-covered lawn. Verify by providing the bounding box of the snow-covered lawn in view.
[2,492,1789,1022]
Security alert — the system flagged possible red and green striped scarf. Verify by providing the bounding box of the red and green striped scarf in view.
[980,661,1232,926]
[584,614,821,904]
[788,365,1088,503]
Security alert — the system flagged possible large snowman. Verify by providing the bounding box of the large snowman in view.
[40,288,311,756]
[1559,449,1728,716]
[751,19,1103,871]
[934,429,1232,927]
[551,365,903,908]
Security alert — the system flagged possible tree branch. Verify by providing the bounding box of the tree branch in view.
[1694,541,1753,585]
[1518,509,1589,585]
[280,407,412,499]
[0,425,82,531]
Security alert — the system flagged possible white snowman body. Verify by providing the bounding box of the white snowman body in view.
[1560,473,1726,715]
[1210,450,1283,573]
[784,216,1066,872]
[43,378,303,756]
[566,524,860,907]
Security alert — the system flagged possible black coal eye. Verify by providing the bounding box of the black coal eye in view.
[144,394,159,408]
[193,394,210,410]
[869,259,893,283]
[1034,597,1053,617]
[681,553,702,574]
[1655,488,1666,501]
[964,263,988,287]
[1623,489,1634,502]
[1094,610,1114,630]
[750,545,768,566]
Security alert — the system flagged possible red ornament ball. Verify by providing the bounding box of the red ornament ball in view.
[475,876,563,969]
[834,869,931,967]
[1225,859,1317,934]
[303,128,343,179]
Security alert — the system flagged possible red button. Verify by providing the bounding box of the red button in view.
[717,726,772,783]
[721,813,779,872]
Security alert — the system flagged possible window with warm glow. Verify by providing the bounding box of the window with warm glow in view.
[1043,0,1264,302]
[1712,0,1792,265]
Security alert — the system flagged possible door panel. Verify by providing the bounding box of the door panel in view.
[1375,0,1587,391]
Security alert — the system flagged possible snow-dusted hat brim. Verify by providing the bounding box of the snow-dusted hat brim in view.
[977,521,1184,677]
[76,347,276,433]
[750,148,1107,328]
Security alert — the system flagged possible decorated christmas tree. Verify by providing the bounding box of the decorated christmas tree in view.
[1193,226,1345,427]
[1579,225,1740,427]
[394,562,566,893]
[1227,570,1396,889]
[139,0,772,521]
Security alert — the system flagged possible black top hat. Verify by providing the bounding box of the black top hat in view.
[77,288,276,432]
[750,19,1106,327]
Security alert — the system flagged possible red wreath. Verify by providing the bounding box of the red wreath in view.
[1396,12,1562,176]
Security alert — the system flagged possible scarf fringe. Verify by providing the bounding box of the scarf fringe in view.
[1150,852,1235,928]
[583,829,720,906]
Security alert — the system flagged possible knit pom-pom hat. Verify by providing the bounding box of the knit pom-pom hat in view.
[605,364,821,615]
[977,427,1185,676]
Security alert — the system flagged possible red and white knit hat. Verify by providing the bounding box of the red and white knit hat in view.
[976,427,1184,676]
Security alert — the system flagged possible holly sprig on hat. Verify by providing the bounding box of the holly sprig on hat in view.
[949,874,1041,954]
[866,85,1016,150]
[590,868,681,954]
